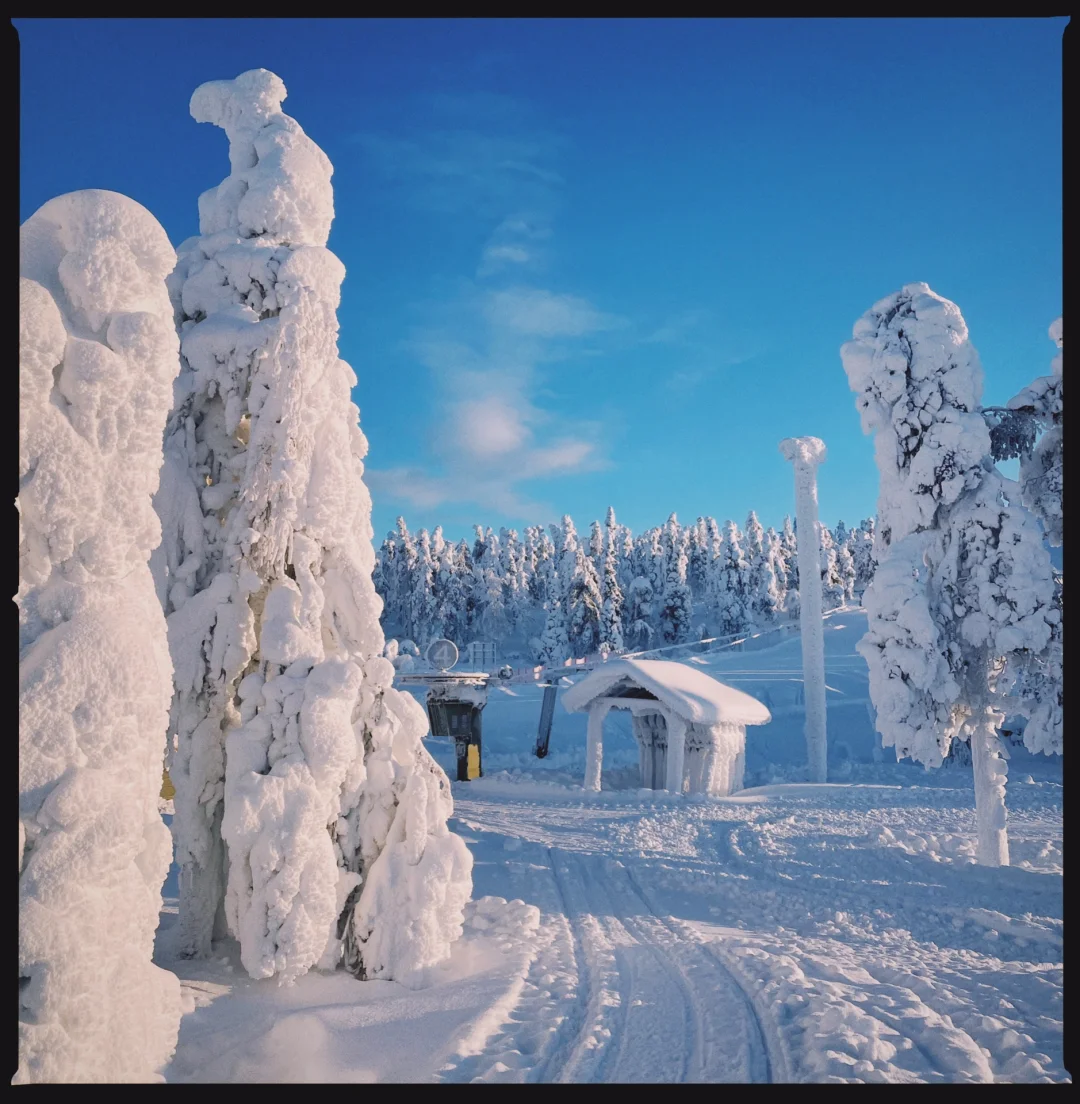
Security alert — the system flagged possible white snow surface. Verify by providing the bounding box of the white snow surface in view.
[562,658,772,726]
[19,191,182,1082]
[157,610,1064,1083]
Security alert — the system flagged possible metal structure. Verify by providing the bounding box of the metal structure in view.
[464,640,498,671]
[426,638,459,672]
[534,683,558,758]
[398,663,490,783]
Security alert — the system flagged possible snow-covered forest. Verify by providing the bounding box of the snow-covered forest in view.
[375,511,876,662]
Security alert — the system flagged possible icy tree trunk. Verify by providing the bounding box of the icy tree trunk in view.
[969,703,1010,868]
[664,712,687,795]
[584,701,611,792]
[18,192,182,1082]
[779,437,828,783]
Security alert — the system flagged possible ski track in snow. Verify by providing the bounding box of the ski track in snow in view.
[442,799,771,1083]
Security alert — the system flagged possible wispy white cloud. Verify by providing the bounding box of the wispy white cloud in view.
[360,92,623,518]
[485,288,624,338]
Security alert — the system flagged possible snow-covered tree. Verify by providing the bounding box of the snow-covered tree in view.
[712,521,751,635]
[1007,318,1063,547]
[19,192,182,1081]
[567,545,603,655]
[744,510,781,624]
[850,518,876,598]
[659,530,693,644]
[408,528,439,645]
[686,517,711,599]
[538,598,570,665]
[842,283,1058,866]
[624,575,656,651]
[779,514,799,593]
[818,525,845,611]
[835,532,857,605]
[599,509,625,654]
[764,526,789,618]
[156,70,470,981]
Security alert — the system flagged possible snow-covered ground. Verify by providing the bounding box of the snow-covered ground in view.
[155,610,1065,1083]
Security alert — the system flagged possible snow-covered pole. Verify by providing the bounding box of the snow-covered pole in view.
[779,436,828,783]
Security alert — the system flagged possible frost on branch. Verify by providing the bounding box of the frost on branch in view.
[18,191,182,1082]
[157,70,471,983]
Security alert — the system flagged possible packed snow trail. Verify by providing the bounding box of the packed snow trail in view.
[442,803,774,1083]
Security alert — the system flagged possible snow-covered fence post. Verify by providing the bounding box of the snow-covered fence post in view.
[19,191,182,1081]
[779,436,828,783]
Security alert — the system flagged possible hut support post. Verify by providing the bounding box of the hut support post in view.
[664,712,687,796]
[585,700,613,792]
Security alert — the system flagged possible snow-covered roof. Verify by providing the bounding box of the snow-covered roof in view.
[561,659,771,726]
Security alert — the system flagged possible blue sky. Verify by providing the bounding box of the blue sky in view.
[17,18,1065,543]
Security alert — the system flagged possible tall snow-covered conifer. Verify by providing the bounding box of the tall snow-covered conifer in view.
[19,191,182,1081]
[156,70,471,981]
[842,283,1058,866]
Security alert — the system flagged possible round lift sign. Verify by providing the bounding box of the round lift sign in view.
[427,638,459,672]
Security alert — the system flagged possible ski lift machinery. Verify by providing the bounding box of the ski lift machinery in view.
[397,639,489,781]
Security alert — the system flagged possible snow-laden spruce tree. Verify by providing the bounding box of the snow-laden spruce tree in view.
[19,191,182,1081]
[599,508,625,654]
[155,70,471,981]
[659,529,693,644]
[711,521,751,635]
[818,525,845,610]
[835,533,857,605]
[744,511,780,625]
[538,597,571,665]
[567,544,604,655]
[1007,318,1063,546]
[842,283,1058,866]
[850,518,877,598]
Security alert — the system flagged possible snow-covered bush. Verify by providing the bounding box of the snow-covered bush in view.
[156,69,471,982]
[18,191,182,1081]
[842,283,1058,866]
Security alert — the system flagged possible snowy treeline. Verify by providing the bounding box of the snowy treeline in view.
[375,509,877,663]
[154,70,472,986]
[19,192,182,1081]
[843,284,1062,867]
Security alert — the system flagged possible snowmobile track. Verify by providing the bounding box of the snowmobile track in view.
[540,845,772,1083]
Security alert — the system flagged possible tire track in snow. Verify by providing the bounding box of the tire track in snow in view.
[537,847,631,1083]
[620,861,776,1083]
[541,848,768,1082]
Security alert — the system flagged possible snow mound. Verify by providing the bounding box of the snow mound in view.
[462,896,543,951]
